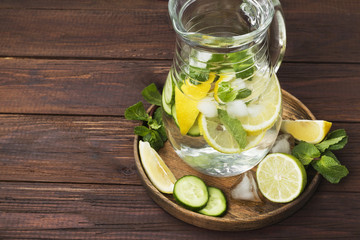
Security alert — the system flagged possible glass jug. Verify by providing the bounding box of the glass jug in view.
[162,0,286,177]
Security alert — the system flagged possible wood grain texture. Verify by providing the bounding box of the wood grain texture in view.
[0,182,359,239]
[0,58,359,122]
[0,114,356,191]
[0,114,140,185]
[0,0,359,62]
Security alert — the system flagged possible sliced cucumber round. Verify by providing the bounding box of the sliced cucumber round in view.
[163,71,174,104]
[187,119,200,137]
[173,175,209,211]
[198,187,227,217]
[162,91,172,115]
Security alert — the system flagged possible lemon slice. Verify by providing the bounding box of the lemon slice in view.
[138,141,176,194]
[281,120,332,144]
[256,153,307,203]
[198,113,265,154]
[237,74,282,134]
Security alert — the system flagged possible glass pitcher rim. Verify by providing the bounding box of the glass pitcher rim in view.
[168,0,275,49]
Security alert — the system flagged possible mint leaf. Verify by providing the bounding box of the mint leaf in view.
[124,102,149,121]
[218,109,247,148]
[141,83,162,106]
[292,141,321,165]
[323,150,340,164]
[189,66,209,84]
[315,136,345,152]
[148,118,161,130]
[327,129,348,151]
[311,155,349,184]
[235,88,252,99]
[143,130,164,151]
[134,126,151,137]
[217,81,237,102]
[153,108,168,142]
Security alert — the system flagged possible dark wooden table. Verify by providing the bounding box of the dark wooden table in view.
[0,0,359,239]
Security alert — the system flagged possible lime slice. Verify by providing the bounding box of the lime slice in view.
[198,113,265,154]
[256,153,307,203]
[281,120,332,144]
[237,74,282,134]
[138,141,176,194]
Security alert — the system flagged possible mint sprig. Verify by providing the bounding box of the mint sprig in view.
[291,129,349,183]
[125,83,167,151]
[218,109,247,149]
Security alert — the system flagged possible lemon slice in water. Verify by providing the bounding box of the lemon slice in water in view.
[237,74,282,135]
[198,113,265,154]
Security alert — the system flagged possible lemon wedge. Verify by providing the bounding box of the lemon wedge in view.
[281,119,332,144]
[198,113,265,154]
[138,141,176,194]
[175,74,215,135]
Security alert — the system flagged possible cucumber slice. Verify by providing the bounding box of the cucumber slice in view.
[162,90,172,115]
[198,187,227,217]
[164,72,174,104]
[187,118,200,137]
[173,175,209,211]
[171,104,179,127]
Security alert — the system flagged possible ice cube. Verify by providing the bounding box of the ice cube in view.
[231,170,262,202]
[226,100,248,118]
[270,133,293,154]
[197,97,218,118]
[231,78,246,90]
[247,104,263,117]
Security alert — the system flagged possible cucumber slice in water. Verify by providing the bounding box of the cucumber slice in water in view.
[164,72,174,104]
[187,117,200,136]
[162,91,172,115]
[198,187,227,217]
[173,175,209,211]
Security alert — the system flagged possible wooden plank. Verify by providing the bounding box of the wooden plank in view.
[0,182,359,238]
[0,0,359,62]
[0,58,359,122]
[0,114,141,185]
[0,114,356,192]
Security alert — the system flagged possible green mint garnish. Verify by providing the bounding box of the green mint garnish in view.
[125,84,167,151]
[311,155,349,184]
[217,81,237,102]
[141,83,162,106]
[235,88,252,99]
[292,141,321,165]
[289,129,349,183]
[218,109,247,149]
[124,102,149,121]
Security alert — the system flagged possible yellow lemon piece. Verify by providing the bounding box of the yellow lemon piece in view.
[198,113,265,154]
[175,87,200,135]
[181,73,216,100]
[281,119,332,144]
[138,141,176,194]
[237,74,282,135]
[175,73,215,135]
[256,153,307,203]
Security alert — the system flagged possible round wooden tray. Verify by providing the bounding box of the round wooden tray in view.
[134,90,321,231]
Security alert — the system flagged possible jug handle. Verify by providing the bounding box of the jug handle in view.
[270,0,286,73]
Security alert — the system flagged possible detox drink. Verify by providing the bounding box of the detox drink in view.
[163,0,286,177]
